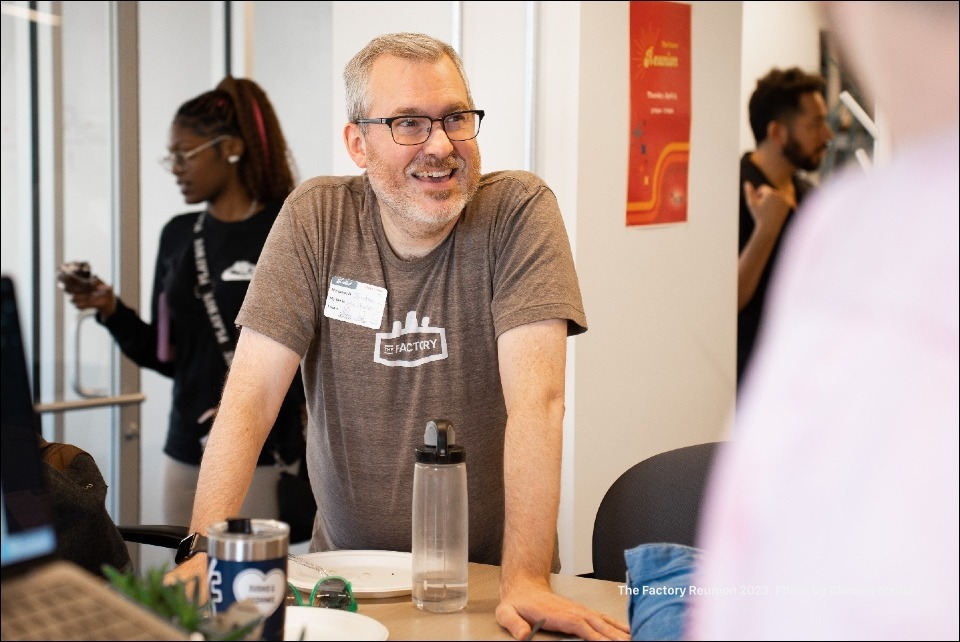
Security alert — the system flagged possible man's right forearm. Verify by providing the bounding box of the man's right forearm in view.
[166,329,301,592]
[738,224,781,311]
[188,327,303,535]
[189,415,264,534]
[162,398,262,596]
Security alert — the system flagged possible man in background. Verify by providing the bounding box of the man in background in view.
[737,67,833,386]
[690,2,959,638]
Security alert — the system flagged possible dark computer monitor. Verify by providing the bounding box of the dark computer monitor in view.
[0,275,58,576]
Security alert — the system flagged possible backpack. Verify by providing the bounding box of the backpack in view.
[38,436,133,577]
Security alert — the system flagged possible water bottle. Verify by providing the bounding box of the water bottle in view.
[412,418,469,612]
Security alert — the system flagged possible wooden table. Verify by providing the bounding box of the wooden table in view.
[354,563,628,640]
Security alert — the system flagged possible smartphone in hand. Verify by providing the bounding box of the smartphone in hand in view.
[57,261,98,294]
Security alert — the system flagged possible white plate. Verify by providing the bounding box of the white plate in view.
[287,550,412,598]
[283,606,388,641]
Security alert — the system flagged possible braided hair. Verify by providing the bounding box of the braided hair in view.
[173,76,297,203]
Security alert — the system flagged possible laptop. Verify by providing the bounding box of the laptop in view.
[0,275,187,640]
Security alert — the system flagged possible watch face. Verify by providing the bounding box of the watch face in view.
[176,533,202,564]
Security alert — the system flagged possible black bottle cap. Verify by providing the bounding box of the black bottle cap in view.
[226,517,252,534]
[416,419,466,464]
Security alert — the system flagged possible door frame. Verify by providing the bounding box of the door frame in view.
[4,0,144,564]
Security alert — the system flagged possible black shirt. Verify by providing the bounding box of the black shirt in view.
[737,153,814,387]
[102,202,304,465]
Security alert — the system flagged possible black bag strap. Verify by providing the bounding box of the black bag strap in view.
[194,212,290,464]
[193,212,234,367]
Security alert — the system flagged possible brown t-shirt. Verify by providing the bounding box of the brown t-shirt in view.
[238,170,586,565]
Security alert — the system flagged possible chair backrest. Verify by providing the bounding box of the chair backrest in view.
[591,441,721,582]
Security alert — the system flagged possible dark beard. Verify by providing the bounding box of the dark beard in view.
[782,136,823,172]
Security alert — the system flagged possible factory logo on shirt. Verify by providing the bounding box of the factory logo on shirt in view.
[374,310,448,367]
[221,260,256,281]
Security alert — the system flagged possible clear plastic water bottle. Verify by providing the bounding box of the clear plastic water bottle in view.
[412,419,468,612]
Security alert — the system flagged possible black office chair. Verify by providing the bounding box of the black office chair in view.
[119,524,189,549]
[590,441,721,582]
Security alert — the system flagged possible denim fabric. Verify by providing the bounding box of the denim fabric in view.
[625,543,702,641]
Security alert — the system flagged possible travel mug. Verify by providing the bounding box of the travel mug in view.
[207,517,289,640]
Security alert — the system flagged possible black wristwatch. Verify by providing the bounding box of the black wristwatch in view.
[175,532,208,565]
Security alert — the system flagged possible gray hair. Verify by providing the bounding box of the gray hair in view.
[344,32,474,123]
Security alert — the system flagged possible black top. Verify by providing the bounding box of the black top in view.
[102,202,304,465]
[737,153,814,387]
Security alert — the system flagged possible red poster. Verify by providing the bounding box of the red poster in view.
[626,1,691,226]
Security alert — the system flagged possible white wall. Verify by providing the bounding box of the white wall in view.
[564,1,742,574]
[130,0,823,576]
[250,2,334,182]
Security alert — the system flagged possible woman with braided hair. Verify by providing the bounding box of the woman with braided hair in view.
[59,76,306,525]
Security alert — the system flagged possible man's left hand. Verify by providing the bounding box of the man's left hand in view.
[496,577,631,641]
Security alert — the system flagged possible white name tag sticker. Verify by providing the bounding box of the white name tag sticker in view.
[323,276,387,329]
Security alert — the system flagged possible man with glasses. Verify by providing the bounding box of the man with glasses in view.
[169,32,629,641]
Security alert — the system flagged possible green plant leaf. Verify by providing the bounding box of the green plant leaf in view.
[101,564,266,640]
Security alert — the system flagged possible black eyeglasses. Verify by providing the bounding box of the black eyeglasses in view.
[159,134,232,172]
[354,109,485,146]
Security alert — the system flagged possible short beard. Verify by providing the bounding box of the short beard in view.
[366,149,481,240]
[782,135,824,172]
[375,178,470,238]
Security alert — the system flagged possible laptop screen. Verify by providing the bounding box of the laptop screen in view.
[1,275,58,573]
